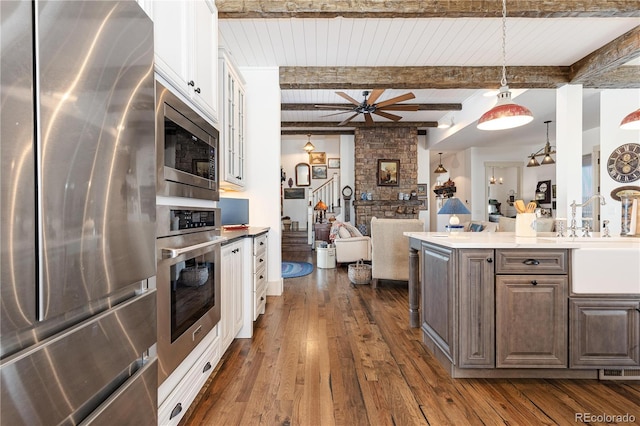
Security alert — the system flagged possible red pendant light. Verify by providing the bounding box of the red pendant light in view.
[477,0,533,131]
[620,108,640,130]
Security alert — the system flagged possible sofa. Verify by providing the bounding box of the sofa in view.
[370,217,424,288]
[330,221,372,264]
[460,220,499,232]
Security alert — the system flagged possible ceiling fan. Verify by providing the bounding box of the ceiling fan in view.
[315,89,418,126]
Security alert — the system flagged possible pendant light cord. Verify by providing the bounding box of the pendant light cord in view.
[500,0,508,87]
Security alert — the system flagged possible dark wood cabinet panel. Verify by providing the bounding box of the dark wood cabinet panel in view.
[570,299,640,368]
[496,275,568,368]
[458,249,495,368]
[421,242,456,364]
[495,249,568,275]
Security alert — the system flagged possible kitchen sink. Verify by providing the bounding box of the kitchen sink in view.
[571,247,640,294]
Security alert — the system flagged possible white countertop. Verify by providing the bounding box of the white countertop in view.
[405,231,640,250]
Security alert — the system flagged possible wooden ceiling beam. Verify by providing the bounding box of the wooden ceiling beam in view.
[282,129,427,135]
[570,25,640,84]
[217,1,640,19]
[282,121,438,128]
[280,66,571,90]
[281,103,462,111]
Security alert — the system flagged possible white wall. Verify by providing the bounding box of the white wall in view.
[599,89,640,236]
[416,135,430,230]
[239,66,283,296]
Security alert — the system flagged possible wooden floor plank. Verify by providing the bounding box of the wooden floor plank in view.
[181,249,640,426]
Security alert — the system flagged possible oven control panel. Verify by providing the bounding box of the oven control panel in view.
[171,209,216,230]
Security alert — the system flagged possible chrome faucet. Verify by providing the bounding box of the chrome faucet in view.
[569,195,606,237]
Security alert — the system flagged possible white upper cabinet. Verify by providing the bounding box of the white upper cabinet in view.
[152,0,218,124]
[219,48,246,189]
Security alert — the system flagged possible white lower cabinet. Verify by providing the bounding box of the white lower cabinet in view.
[158,326,220,426]
[253,233,268,320]
[221,240,244,353]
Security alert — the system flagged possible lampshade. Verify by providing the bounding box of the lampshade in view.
[434,152,448,174]
[477,87,534,131]
[437,197,470,225]
[620,108,640,130]
[303,133,315,152]
[527,155,540,167]
[476,0,533,131]
[314,200,327,210]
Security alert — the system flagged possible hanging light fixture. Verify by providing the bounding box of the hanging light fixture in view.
[489,167,497,185]
[620,108,640,130]
[434,152,448,174]
[526,120,556,167]
[477,0,533,131]
[303,133,315,152]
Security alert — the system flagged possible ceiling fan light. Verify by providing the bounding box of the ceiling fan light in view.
[477,87,534,131]
[527,155,540,167]
[620,108,640,130]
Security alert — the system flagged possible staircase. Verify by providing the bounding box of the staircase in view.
[281,230,311,253]
[308,173,340,244]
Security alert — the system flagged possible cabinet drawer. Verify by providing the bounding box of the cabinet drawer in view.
[254,234,267,256]
[254,278,267,320]
[254,251,267,271]
[158,339,220,426]
[496,249,568,275]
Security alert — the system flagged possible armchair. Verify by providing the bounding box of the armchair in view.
[330,222,371,264]
[370,217,424,288]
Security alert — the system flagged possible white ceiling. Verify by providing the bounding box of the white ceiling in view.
[218,16,640,156]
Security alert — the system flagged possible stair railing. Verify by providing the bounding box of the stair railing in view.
[307,173,340,244]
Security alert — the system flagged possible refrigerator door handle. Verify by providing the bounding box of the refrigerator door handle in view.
[162,237,227,259]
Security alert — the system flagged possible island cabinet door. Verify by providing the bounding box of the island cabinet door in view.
[421,242,456,364]
[570,299,640,368]
[496,275,568,368]
[458,249,495,368]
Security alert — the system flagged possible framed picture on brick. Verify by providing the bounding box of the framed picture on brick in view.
[377,159,399,186]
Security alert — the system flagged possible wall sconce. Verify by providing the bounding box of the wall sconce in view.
[303,133,315,152]
[526,120,556,167]
[620,108,640,130]
[434,152,448,174]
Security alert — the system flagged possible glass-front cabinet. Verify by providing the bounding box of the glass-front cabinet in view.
[219,48,246,189]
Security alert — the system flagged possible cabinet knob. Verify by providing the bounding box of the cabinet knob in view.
[203,361,212,373]
[187,80,195,87]
[194,87,201,94]
[170,403,183,420]
[486,258,493,263]
[259,258,264,262]
[236,175,242,179]
[523,259,540,266]
[531,280,538,286]
[260,296,265,301]
[259,275,264,280]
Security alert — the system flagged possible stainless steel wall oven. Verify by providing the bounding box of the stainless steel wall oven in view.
[156,81,220,201]
[156,205,225,383]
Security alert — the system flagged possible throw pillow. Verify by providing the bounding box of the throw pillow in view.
[469,222,484,232]
[342,222,363,237]
[338,227,352,239]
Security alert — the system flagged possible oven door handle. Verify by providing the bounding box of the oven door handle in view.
[162,237,227,259]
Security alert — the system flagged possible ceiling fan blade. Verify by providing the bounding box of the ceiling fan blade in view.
[314,105,354,110]
[336,91,361,106]
[364,113,374,125]
[378,104,419,111]
[321,110,357,117]
[373,110,402,121]
[338,113,359,126]
[366,89,385,106]
[375,92,416,108]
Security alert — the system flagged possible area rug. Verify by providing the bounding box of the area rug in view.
[282,261,313,279]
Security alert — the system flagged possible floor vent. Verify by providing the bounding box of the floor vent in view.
[599,369,640,380]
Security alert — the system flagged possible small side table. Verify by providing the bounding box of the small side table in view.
[317,246,336,269]
[314,222,331,243]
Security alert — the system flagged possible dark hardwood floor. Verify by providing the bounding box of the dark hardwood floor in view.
[181,245,640,425]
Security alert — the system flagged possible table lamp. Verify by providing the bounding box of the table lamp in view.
[314,200,328,222]
[438,197,470,225]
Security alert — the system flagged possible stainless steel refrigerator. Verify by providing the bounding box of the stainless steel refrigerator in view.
[1,1,157,424]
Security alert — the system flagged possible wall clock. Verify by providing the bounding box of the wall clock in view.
[607,143,640,183]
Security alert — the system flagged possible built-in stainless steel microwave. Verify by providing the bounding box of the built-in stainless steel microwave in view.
[156,81,219,200]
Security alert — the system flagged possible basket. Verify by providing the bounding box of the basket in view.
[348,259,372,285]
